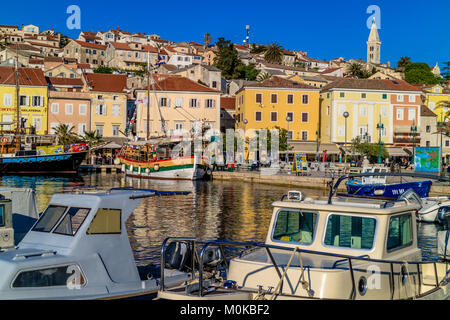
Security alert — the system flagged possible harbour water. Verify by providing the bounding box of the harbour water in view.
[0,173,444,265]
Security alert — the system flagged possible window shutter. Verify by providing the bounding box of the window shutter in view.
[25,96,30,106]
[40,96,44,107]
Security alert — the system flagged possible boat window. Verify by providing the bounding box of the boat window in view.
[324,214,376,250]
[387,214,412,251]
[0,205,4,227]
[32,205,68,233]
[12,265,85,288]
[53,207,90,236]
[86,208,121,234]
[273,210,317,245]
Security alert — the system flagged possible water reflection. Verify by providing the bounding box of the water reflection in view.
[0,173,442,265]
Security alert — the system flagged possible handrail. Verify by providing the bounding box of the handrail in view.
[160,238,450,299]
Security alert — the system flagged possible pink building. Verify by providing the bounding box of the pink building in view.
[48,90,91,136]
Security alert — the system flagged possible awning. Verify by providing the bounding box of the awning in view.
[283,142,341,155]
[387,147,409,157]
[93,142,123,150]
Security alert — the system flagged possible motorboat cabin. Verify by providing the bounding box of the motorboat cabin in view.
[0,188,190,300]
[158,191,450,300]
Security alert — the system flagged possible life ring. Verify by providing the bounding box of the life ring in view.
[154,164,160,171]
[1,137,8,145]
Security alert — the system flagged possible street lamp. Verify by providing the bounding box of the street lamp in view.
[437,118,445,177]
[316,130,320,162]
[286,114,292,165]
[377,115,384,164]
[343,111,349,165]
[410,122,417,166]
[243,119,248,162]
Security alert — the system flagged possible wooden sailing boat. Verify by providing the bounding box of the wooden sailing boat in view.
[0,53,87,174]
[118,50,207,180]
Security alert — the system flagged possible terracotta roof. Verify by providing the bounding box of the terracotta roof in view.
[0,66,47,86]
[140,75,220,93]
[46,77,84,87]
[321,78,423,93]
[77,64,91,69]
[234,44,248,51]
[74,40,107,50]
[44,56,63,63]
[242,76,317,90]
[220,96,236,110]
[8,43,40,51]
[321,67,341,74]
[83,73,127,93]
[420,105,437,117]
[0,25,18,29]
[29,59,44,65]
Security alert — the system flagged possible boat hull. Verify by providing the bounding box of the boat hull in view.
[0,152,87,174]
[119,156,207,181]
[345,180,432,198]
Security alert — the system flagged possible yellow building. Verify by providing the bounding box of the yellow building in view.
[82,73,128,138]
[0,66,48,134]
[423,84,450,122]
[320,79,423,158]
[235,76,320,142]
[135,75,221,139]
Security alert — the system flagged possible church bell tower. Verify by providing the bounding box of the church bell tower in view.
[367,18,381,65]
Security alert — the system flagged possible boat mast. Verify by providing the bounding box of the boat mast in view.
[15,46,20,134]
[146,47,150,140]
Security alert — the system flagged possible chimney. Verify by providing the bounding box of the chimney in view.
[387,61,391,68]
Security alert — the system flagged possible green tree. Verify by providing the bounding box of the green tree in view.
[404,62,441,85]
[293,61,306,68]
[54,124,79,145]
[203,32,212,49]
[257,71,272,82]
[235,63,260,81]
[350,136,389,163]
[250,44,267,54]
[94,66,115,74]
[264,42,284,64]
[397,56,412,71]
[348,63,363,77]
[441,61,450,80]
[82,130,104,164]
[213,38,243,79]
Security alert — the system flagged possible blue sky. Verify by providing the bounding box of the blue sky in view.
[2,0,449,68]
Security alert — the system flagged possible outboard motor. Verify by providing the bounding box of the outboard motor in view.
[201,246,223,270]
[164,241,193,272]
[437,207,450,260]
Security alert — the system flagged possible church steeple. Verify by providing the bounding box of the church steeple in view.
[367,18,381,65]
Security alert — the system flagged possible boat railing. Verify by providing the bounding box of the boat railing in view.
[160,237,450,300]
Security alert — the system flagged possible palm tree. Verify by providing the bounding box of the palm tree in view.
[54,124,78,145]
[264,42,284,64]
[348,63,363,77]
[397,56,412,71]
[203,33,212,49]
[257,71,272,82]
[82,130,103,165]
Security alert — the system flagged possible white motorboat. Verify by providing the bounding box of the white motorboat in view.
[158,188,450,300]
[0,187,191,300]
[417,196,450,223]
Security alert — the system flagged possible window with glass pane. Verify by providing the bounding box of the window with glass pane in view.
[387,214,412,251]
[324,214,376,249]
[53,208,90,236]
[273,210,317,244]
[12,265,85,288]
[87,209,121,234]
[32,206,68,233]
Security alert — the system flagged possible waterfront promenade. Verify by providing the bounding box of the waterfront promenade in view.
[212,169,450,195]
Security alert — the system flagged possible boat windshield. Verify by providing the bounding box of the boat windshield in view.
[273,210,317,245]
[32,205,90,235]
[33,205,68,233]
[324,214,377,250]
[0,205,4,227]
